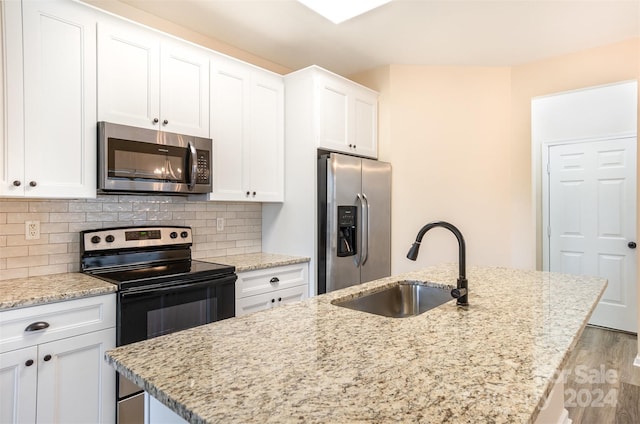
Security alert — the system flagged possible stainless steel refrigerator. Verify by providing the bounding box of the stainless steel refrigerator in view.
[318,153,391,294]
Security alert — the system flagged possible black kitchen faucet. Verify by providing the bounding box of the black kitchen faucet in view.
[406,221,469,306]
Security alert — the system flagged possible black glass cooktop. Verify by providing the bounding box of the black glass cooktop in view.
[88,260,235,291]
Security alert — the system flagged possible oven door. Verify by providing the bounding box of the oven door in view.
[116,274,235,424]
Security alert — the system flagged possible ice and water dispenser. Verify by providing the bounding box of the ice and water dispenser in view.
[337,206,357,257]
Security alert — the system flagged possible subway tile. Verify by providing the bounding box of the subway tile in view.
[216,241,236,249]
[0,258,6,269]
[67,263,80,272]
[0,223,25,235]
[49,232,78,243]
[0,201,28,213]
[69,202,103,213]
[50,212,86,223]
[6,234,49,246]
[225,247,247,256]
[206,234,227,242]
[49,252,77,265]
[185,203,207,212]
[0,235,6,247]
[194,226,217,235]
[103,202,133,212]
[67,242,80,253]
[118,212,148,221]
[172,211,196,220]
[7,255,48,268]
[226,219,246,227]
[86,212,119,222]
[7,212,50,224]
[195,211,216,220]
[28,201,68,213]
[28,264,67,277]
[192,235,207,244]
[0,246,28,258]
[28,243,67,256]
[87,196,111,203]
[244,245,261,254]
[226,204,245,212]
[160,203,186,212]
[69,222,104,233]
[204,203,226,212]
[133,203,159,212]
[147,211,173,221]
[0,267,28,280]
[41,222,70,234]
[0,213,6,225]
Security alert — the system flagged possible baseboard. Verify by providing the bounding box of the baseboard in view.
[634,354,640,368]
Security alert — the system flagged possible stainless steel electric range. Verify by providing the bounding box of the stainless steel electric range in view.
[80,225,236,424]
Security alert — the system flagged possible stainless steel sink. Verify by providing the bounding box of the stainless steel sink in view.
[331,281,454,318]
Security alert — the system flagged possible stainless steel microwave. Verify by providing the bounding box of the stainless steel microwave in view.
[98,122,212,194]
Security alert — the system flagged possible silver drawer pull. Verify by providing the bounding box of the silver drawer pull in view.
[24,321,50,332]
[269,277,279,284]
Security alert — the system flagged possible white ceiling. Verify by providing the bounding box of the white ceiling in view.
[120,0,640,76]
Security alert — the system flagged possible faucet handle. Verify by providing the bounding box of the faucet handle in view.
[451,288,467,299]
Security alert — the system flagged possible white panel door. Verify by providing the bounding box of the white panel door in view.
[36,329,115,424]
[97,20,160,129]
[209,59,250,201]
[549,138,637,333]
[160,41,210,137]
[22,0,97,198]
[0,347,38,424]
[248,72,284,202]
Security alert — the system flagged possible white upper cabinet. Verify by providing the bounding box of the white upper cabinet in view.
[97,19,209,137]
[1,0,97,198]
[316,69,378,158]
[209,55,284,202]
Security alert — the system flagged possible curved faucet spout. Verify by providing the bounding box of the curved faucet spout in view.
[406,221,469,306]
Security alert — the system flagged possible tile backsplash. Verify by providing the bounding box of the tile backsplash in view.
[0,195,261,281]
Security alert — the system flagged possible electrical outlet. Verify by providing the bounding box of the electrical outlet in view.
[25,220,40,240]
[216,217,224,231]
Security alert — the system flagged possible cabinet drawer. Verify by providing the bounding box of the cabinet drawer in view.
[236,285,308,317]
[0,294,116,353]
[235,264,308,299]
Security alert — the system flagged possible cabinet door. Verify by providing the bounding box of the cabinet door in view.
[160,41,210,137]
[209,58,251,201]
[235,291,276,316]
[0,347,38,424]
[352,91,378,158]
[21,0,97,198]
[248,72,284,202]
[274,285,308,306]
[317,75,350,154]
[1,0,25,196]
[97,19,160,130]
[36,329,115,424]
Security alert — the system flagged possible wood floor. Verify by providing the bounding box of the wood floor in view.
[564,326,640,424]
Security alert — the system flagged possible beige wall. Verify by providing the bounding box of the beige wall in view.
[353,65,513,274]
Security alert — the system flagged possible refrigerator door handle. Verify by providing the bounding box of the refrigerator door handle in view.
[356,193,365,267]
[362,193,370,265]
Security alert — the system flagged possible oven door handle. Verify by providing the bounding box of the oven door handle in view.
[188,141,197,191]
[120,276,236,299]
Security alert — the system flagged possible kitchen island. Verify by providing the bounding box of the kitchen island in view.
[105,265,606,423]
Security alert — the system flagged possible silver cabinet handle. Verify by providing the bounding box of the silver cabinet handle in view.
[25,321,49,332]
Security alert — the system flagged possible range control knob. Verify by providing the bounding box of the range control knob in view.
[180,231,189,238]
[170,232,178,239]
[105,235,115,243]
[90,236,101,244]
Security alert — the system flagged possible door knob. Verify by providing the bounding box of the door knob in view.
[628,241,636,249]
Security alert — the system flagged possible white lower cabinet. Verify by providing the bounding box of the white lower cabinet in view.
[0,295,116,424]
[235,263,309,316]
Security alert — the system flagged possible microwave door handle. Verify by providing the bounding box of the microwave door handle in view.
[188,142,197,191]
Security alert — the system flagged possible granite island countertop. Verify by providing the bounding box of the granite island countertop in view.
[105,264,607,423]
[0,273,117,311]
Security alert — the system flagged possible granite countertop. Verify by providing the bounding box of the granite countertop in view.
[0,273,117,311]
[105,264,606,423]
[200,252,310,273]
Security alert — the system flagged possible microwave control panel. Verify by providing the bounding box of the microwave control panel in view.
[196,150,210,184]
